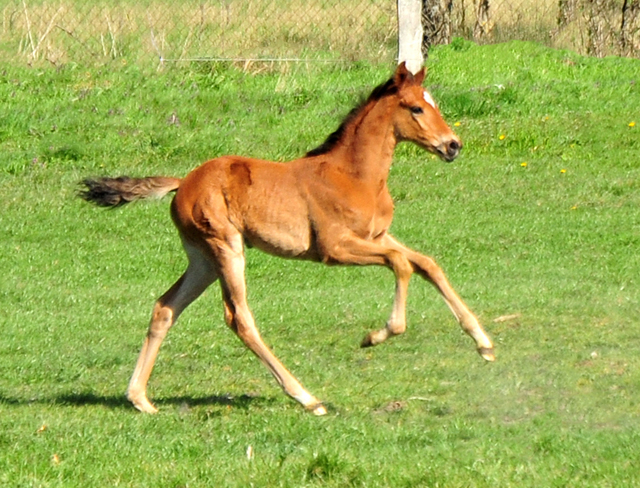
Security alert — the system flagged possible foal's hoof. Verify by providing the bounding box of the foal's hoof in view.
[360,329,388,348]
[308,403,328,416]
[478,347,495,362]
[127,393,159,414]
[360,334,374,348]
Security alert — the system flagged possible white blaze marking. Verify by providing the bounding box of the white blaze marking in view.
[423,90,436,109]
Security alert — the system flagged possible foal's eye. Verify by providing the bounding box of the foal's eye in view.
[410,106,423,115]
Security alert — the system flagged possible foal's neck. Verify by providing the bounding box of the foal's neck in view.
[339,97,397,184]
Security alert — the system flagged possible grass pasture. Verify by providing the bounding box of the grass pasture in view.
[1,41,640,486]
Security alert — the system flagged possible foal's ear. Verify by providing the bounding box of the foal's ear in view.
[394,61,412,87]
[394,62,426,86]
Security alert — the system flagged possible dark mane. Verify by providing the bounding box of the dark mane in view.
[305,78,398,157]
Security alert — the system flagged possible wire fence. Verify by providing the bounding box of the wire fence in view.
[0,0,397,65]
[1,0,638,66]
[448,0,640,59]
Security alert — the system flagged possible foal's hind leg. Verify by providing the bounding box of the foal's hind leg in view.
[382,234,494,361]
[212,234,327,415]
[127,244,217,413]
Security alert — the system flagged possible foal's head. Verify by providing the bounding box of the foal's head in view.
[391,62,462,162]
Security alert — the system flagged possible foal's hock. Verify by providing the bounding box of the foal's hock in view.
[80,63,494,415]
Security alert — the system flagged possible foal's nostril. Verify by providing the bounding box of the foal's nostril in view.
[447,139,461,158]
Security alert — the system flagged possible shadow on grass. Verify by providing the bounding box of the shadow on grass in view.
[158,393,276,410]
[0,392,276,411]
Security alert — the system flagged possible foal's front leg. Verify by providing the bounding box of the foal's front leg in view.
[358,245,414,347]
[317,234,415,347]
[382,234,495,361]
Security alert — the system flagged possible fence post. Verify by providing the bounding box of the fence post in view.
[473,0,493,41]
[557,0,579,27]
[421,0,454,57]
[583,0,615,57]
[397,0,424,73]
[620,0,640,56]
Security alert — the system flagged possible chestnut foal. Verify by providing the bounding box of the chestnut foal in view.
[80,63,494,415]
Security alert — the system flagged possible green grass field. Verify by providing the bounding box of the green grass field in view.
[1,40,639,486]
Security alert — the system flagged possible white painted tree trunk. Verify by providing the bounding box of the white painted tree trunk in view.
[397,0,424,73]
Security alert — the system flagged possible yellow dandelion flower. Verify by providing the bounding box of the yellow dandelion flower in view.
[454,121,461,127]
[499,134,506,140]
[629,121,636,127]
[521,162,527,167]
[560,169,566,174]
[571,205,578,210]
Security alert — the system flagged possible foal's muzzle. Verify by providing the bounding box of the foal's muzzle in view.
[438,138,462,162]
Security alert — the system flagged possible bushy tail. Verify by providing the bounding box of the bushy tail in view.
[79,176,181,208]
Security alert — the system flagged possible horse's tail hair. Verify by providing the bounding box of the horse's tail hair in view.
[79,176,181,208]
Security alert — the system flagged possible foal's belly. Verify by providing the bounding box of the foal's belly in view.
[243,228,317,260]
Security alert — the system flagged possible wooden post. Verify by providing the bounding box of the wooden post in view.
[473,0,493,41]
[583,0,613,57]
[620,0,640,57]
[397,0,424,73]
[422,0,454,57]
